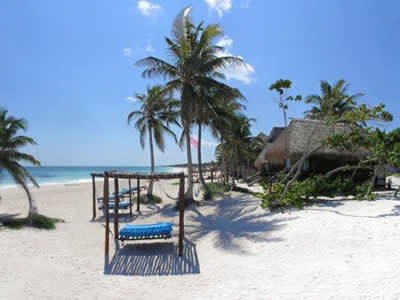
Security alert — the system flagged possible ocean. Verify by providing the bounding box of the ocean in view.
[0,166,177,188]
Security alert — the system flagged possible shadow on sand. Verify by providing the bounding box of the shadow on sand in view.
[185,194,293,253]
[305,192,400,219]
[104,238,200,276]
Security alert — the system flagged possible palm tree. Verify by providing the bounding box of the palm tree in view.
[194,87,243,194]
[135,6,245,203]
[304,79,362,121]
[216,114,256,187]
[127,85,179,197]
[0,108,40,222]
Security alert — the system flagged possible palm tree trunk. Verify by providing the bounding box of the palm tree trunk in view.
[184,124,194,205]
[231,160,235,188]
[21,181,38,223]
[148,126,155,196]
[197,122,210,197]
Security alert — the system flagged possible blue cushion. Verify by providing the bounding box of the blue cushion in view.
[119,222,172,238]
[100,201,130,210]
[97,186,138,201]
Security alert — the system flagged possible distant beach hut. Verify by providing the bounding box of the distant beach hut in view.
[254,127,285,170]
[257,119,367,174]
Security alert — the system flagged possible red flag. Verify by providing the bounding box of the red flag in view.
[190,137,199,147]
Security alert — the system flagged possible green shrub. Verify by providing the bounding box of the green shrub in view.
[140,194,163,204]
[354,183,376,201]
[202,183,230,200]
[258,175,377,210]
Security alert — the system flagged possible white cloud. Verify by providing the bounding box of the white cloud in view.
[144,40,155,53]
[137,0,161,17]
[216,35,255,84]
[205,0,232,17]
[241,0,251,8]
[145,45,155,52]
[217,35,233,48]
[122,48,132,57]
[126,96,137,103]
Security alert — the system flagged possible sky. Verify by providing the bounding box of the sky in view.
[1,0,399,166]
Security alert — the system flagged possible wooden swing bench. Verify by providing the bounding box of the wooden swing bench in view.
[118,222,173,241]
[102,171,185,257]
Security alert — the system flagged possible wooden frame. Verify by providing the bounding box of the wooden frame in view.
[91,171,135,220]
[103,171,186,258]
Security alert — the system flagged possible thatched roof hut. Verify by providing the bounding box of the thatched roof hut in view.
[259,119,368,172]
[254,127,284,168]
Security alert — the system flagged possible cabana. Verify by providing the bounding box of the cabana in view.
[257,119,368,173]
[102,171,186,257]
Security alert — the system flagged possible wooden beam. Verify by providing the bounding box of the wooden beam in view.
[103,172,185,180]
[113,177,120,239]
[92,175,96,220]
[104,173,110,259]
[137,178,140,212]
[128,178,132,217]
[178,175,185,257]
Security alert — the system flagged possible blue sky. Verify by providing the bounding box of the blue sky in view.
[1,0,399,166]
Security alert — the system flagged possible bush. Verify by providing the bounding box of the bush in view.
[203,183,230,200]
[258,175,377,210]
[140,194,163,204]
[2,214,64,230]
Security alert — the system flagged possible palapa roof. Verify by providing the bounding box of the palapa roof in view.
[261,119,368,165]
[254,127,284,167]
[256,132,269,143]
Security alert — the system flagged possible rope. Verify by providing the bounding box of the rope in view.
[156,179,180,201]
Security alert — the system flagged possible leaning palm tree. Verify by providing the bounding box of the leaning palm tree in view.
[127,85,179,197]
[135,6,245,203]
[304,79,362,122]
[0,108,41,223]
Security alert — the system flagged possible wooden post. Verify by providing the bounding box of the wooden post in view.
[128,178,133,217]
[92,175,96,220]
[104,173,110,259]
[114,177,120,239]
[178,174,185,257]
[137,178,140,212]
[211,169,214,183]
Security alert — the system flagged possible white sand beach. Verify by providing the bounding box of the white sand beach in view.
[1,179,400,299]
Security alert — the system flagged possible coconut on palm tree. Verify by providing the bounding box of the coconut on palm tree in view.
[127,85,179,198]
[135,6,245,204]
[304,79,362,121]
[0,108,41,223]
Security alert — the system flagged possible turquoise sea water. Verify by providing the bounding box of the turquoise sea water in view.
[0,166,177,188]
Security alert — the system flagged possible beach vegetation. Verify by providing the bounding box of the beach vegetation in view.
[140,193,163,204]
[215,114,262,188]
[304,79,362,122]
[135,6,245,205]
[1,214,64,230]
[0,108,41,223]
[202,182,230,200]
[258,79,398,210]
[269,79,302,127]
[127,85,179,197]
